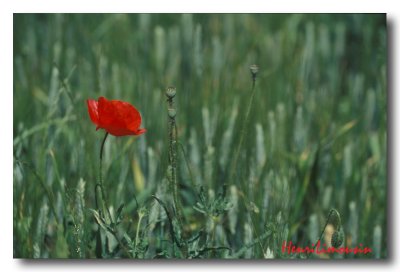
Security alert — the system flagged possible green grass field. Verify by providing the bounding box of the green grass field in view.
[13,14,387,259]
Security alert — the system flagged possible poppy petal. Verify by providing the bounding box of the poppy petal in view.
[97,97,142,136]
[110,99,142,132]
[87,99,99,125]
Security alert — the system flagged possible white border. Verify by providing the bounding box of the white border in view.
[4,0,393,13]
[3,0,398,272]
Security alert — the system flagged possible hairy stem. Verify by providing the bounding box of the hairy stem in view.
[167,89,184,229]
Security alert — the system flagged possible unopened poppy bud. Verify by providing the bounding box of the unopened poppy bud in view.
[166,86,176,99]
[329,209,342,230]
[250,64,259,80]
[168,108,177,118]
[331,229,344,248]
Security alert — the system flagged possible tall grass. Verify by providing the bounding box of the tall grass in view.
[13,14,387,259]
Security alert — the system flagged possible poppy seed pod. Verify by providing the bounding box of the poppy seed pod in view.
[168,108,177,119]
[250,64,259,79]
[166,86,176,99]
[329,209,342,230]
[87,96,146,136]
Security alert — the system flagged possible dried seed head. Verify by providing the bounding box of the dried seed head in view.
[166,86,176,99]
[250,64,259,80]
[331,229,344,248]
[168,108,177,119]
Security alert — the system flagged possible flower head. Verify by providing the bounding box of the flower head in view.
[86,96,146,136]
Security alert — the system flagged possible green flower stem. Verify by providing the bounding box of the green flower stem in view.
[98,132,113,224]
[96,131,132,258]
[229,71,257,188]
[166,87,184,231]
[228,67,266,256]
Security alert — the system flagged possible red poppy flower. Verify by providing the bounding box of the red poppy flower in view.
[86,96,146,136]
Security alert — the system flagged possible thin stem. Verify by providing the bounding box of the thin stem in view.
[228,69,265,255]
[95,131,133,258]
[98,132,113,223]
[307,209,335,258]
[229,75,257,186]
[247,210,266,256]
[167,93,184,229]
[100,132,109,162]
[172,122,183,225]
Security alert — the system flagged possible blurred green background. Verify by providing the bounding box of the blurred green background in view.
[13,14,387,259]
